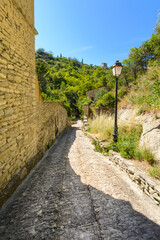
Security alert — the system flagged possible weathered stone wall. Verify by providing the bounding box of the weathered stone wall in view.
[36,102,69,154]
[0,0,70,207]
[109,151,160,205]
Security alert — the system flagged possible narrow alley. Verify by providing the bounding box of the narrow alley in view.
[0,121,160,240]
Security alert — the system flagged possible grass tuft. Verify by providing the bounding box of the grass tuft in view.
[149,164,160,179]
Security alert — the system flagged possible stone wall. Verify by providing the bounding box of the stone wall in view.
[109,151,160,205]
[36,102,69,155]
[0,0,70,208]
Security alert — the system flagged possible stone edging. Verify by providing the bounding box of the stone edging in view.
[82,119,160,206]
[109,150,160,206]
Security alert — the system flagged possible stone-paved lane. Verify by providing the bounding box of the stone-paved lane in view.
[0,121,160,240]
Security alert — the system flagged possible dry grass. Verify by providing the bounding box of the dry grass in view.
[88,115,114,141]
[118,97,131,110]
[88,111,140,142]
[123,67,160,111]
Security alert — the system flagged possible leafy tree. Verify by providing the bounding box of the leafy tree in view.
[36,61,49,92]
[123,15,160,79]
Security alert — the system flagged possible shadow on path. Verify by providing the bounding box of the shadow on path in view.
[0,126,160,239]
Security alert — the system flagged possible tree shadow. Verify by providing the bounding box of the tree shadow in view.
[0,126,160,240]
[143,124,160,136]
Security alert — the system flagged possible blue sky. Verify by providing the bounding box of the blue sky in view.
[35,0,159,67]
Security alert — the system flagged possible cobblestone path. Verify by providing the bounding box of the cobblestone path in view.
[0,121,160,240]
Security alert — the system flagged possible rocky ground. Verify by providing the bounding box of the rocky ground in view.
[0,121,160,240]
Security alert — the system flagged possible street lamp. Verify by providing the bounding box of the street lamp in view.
[112,60,123,142]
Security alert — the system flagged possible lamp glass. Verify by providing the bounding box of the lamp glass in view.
[112,61,123,77]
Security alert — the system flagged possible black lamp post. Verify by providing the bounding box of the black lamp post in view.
[112,60,123,142]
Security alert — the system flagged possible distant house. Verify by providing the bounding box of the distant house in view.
[86,87,107,101]
[101,62,108,69]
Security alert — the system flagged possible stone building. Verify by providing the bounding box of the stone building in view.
[101,62,108,69]
[0,0,69,207]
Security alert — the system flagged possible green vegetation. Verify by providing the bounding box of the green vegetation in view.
[149,164,160,180]
[121,16,160,111]
[122,15,160,80]
[88,115,142,159]
[88,114,160,180]
[36,48,115,117]
[117,125,142,159]
[36,16,160,118]
[88,114,157,166]
[95,92,115,109]
[128,67,160,112]
[35,16,160,179]
[92,140,103,153]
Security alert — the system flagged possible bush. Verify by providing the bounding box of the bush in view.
[94,89,107,101]
[118,135,136,159]
[95,92,115,109]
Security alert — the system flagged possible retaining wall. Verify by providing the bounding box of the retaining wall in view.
[109,151,160,205]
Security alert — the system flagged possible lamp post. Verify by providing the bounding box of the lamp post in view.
[112,60,123,142]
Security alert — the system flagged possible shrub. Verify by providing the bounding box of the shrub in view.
[117,125,142,159]
[94,89,107,101]
[95,92,115,109]
[118,135,136,159]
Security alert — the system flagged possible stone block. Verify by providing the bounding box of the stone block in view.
[0,58,7,64]
[4,107,13,116]
[8,64,14,70]
[0,110,4,117]
[14,76,21,83]
[0,72,6,79]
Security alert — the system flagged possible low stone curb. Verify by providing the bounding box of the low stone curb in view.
[83,119,160,206]
[109,150,160,206]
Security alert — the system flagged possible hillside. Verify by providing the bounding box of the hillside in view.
[36,16,160,118]
[36,49,116,117]
[119,66,160,113]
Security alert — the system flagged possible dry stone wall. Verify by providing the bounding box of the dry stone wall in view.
[0,0,70,208]
[109,151,160,205]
